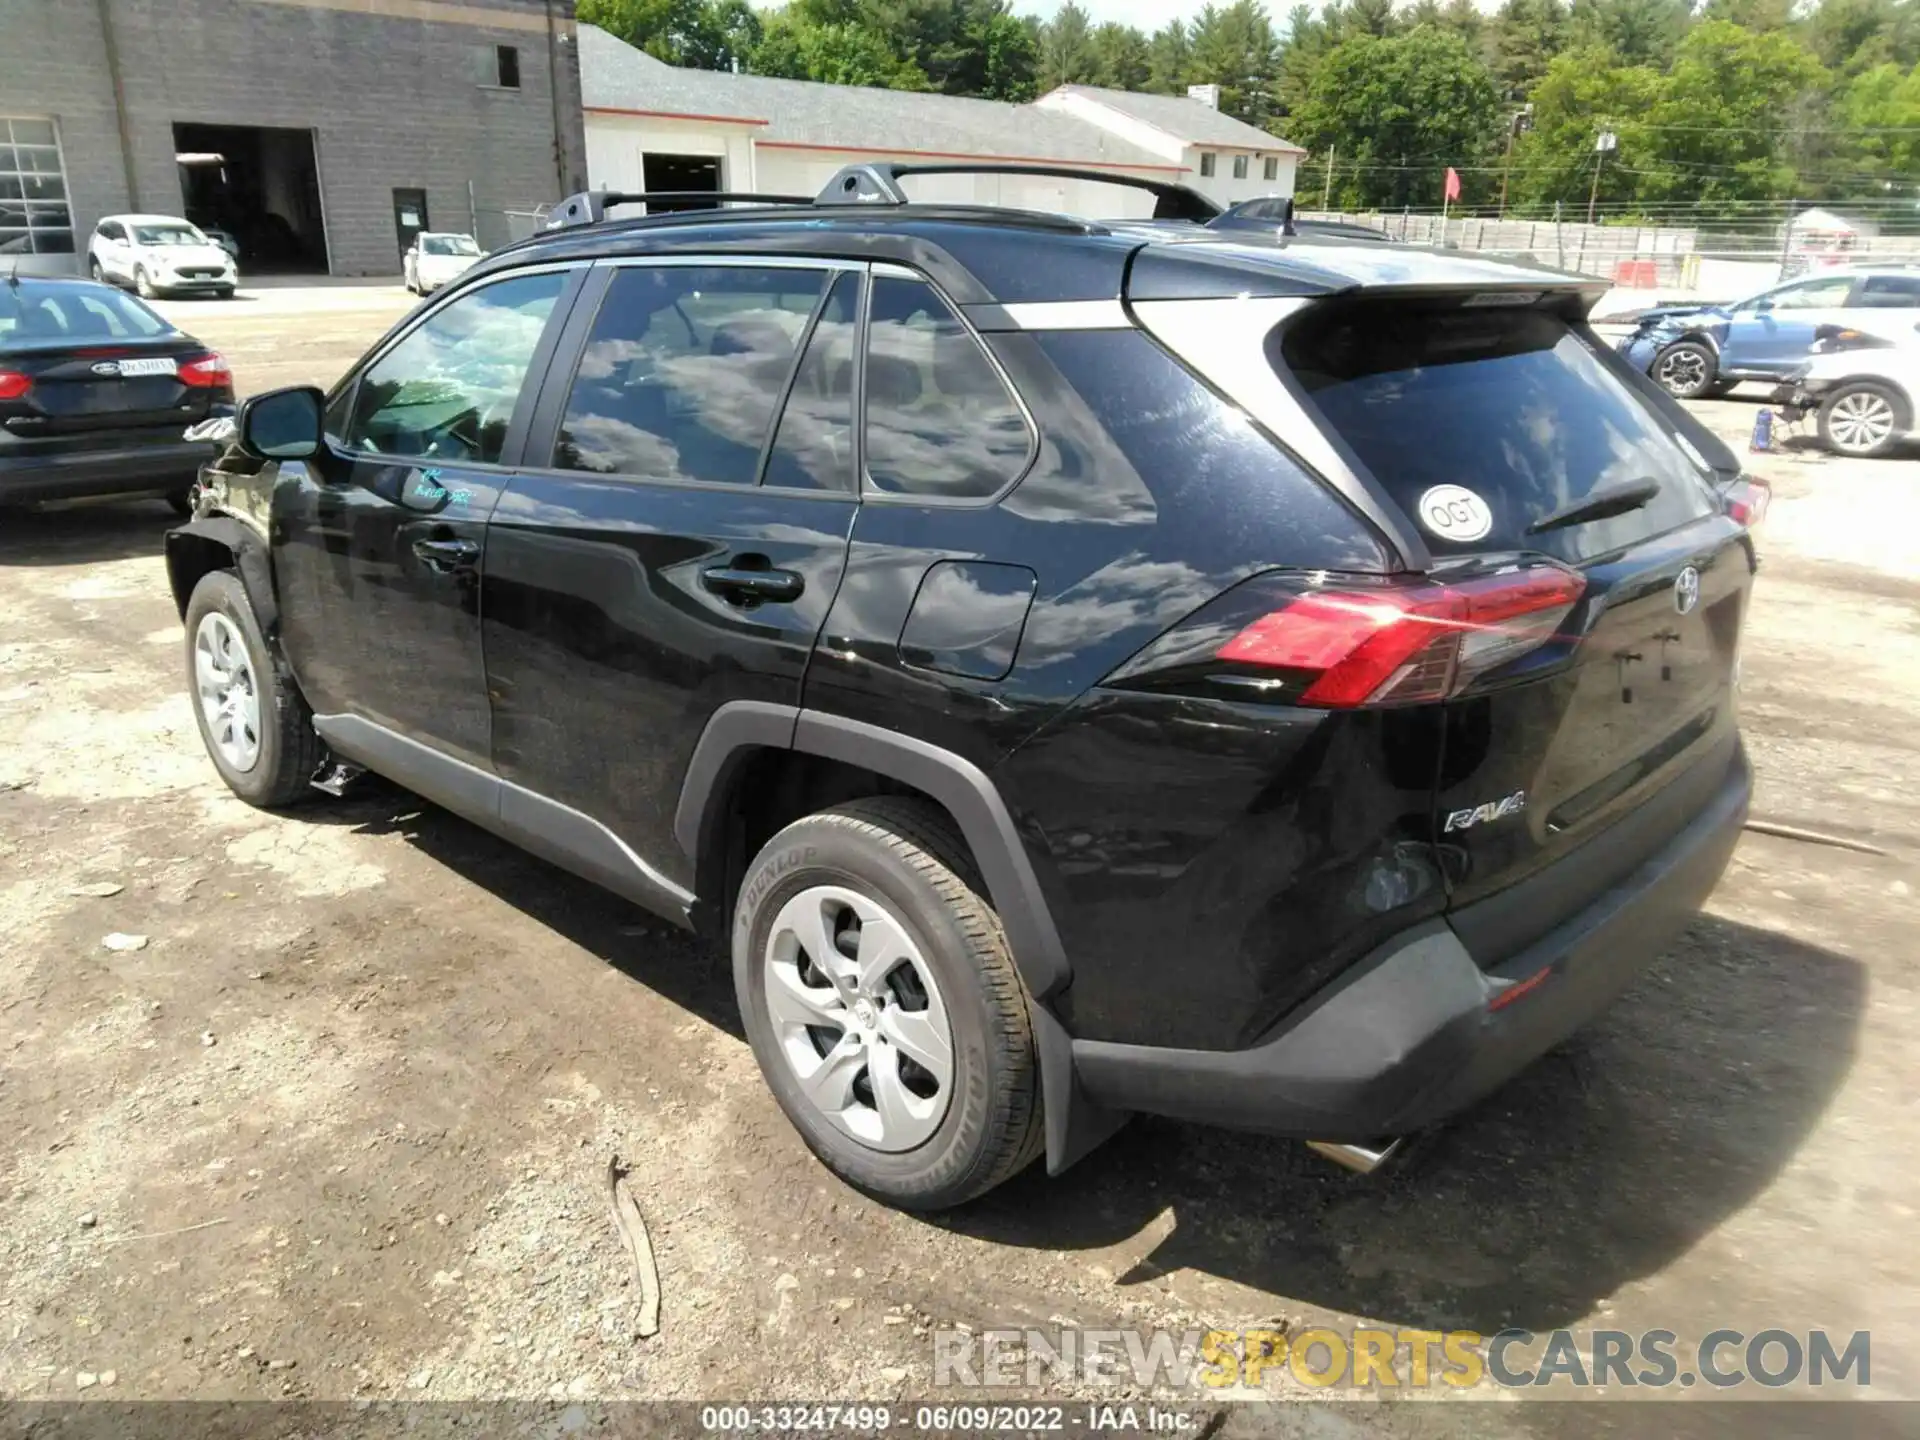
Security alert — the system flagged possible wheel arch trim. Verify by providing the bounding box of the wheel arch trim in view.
[676,703,1071,1002]
[166,516,277,635]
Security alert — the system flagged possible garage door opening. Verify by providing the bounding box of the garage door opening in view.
[641,153,720,213]
[173,123,328,275]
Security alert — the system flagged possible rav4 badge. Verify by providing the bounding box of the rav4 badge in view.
[1444,790,1527,832]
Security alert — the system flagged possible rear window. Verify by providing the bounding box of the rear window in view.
[1276,300,1714,562]
[0,280,170,345]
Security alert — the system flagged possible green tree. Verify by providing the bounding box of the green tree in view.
[1806,0,1917,73]
[1698,0,1792,29]
[1504,45,1663,213]
[1189,0,1282,127]
[749,10,929,87]
[1635,19,1829,217]
[1036,0,1098,88]
[1488,0,1570,98]
[1148,20,1195,92]
[1091,22,1153,90]
[1288,25,1503,208]
[1837,60,1920,174]
[578,0,758,68]
[1568,0,1690,66]
[979,10,1040,100]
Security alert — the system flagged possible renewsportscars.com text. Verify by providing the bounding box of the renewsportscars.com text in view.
[933,1325,1871,1392]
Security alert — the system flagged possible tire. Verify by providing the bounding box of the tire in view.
[1652,339,1718,399]
[1705,379,1738,399]
[215,287,234,300]
[89,257,104,282]
[183,570,323,808]
[1818,381,1909,458]
[733,796,1044,1211]
[134,266,156,299]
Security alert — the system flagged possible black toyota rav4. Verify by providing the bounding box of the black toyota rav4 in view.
[167,166,1759,1210]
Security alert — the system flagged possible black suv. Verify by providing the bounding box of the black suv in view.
[168,164,1758,1210]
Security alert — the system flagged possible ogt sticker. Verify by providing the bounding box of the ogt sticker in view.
[1417,485,1494,543]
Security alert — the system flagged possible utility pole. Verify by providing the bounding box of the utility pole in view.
[1587,128,1617,227]
[1322,146,1334,212]
[1498,105,1532,219]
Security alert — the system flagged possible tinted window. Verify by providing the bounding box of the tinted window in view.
[864,275,1032,499]
[763,272,858,492]
[0,280,168,344]
[1856,275,1920,307]
[1278,300,1713,562]
[553,265,823,483]
[346,270,563,464]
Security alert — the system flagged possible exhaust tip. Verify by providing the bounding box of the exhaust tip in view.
[1306,1138,1402,1174]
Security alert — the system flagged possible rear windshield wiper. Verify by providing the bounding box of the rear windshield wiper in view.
[1527,478,1661,536]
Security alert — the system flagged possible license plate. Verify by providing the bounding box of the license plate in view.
[117,357,177,378]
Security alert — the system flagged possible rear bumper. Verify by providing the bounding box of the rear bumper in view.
[0,441,211,504]
[1070,743,1751,1140]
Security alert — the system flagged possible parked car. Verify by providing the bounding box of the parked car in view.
[1777,324,1920,457]
[88,214,238,300]
[1,274,233,509]
[168,165,1759,1210]
[1618,266,1920,398]
[403,232,483,295]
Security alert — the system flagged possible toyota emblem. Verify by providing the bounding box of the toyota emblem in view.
[1673,565,1701,615]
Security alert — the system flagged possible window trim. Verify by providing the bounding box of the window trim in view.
[1264,157,1279,182]
[858,261,1040,509]
[326,260,589,474]
[1232,154,1249,180]
[495,45,521,89]
[1199,152,1216,178]
[516,253,870,501]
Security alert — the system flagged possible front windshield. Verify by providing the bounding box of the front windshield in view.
[423,235,481,257]
[134,224,206,246]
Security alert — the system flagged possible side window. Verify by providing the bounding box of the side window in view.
[763,272,859,492]
[553,264,824,484]
[1199,153,1217,178]
[345,270,564,464]
[864,274,1033,500]
[1768,276,1854,311]
[1232,155,1249,180]
[1856,275,1920,308]
[1264,157,1279,182]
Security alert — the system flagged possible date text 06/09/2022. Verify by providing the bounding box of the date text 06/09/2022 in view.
[699,1404,1203,1432]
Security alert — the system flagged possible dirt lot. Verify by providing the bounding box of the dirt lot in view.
[1,286,1915,1428]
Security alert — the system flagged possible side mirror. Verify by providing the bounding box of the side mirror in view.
[237,385,324,460]
[1753,296,1774,313]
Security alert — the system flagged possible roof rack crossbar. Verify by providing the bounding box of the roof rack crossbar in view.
[547,189,814,229]
[813,162,1223,223]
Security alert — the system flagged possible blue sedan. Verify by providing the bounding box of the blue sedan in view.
[1617,267,1920,398]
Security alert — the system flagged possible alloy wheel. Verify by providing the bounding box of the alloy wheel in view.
[762,884,955,1153]
[1827,390,1896,454]
[194,612,261,772]
[1656,347,1708,395]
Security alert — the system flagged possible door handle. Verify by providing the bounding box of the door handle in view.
[701,562,804,605]
[413,536,479,573]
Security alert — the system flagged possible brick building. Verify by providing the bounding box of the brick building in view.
[0,0,588,277]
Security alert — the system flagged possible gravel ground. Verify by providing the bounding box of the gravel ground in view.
[0,286,1913,1433]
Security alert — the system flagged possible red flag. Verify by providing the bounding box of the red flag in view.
[1443,166,1462,202]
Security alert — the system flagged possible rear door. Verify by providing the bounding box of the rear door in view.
[1276,294,1753,952]
[482,257,862,895]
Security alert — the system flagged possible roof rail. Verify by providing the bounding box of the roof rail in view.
[813,162,1223,223]
[547,189,813,229]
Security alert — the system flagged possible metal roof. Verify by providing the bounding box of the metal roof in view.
[579,25,1187,174]
[1041,86,1305,154]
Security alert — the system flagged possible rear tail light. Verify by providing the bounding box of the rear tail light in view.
[0,369,29,401]
[179,352,230,388]
[1216,565,1586,708]
[1722,476,1769,528]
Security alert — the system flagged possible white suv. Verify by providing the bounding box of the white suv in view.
[88,215,237,300]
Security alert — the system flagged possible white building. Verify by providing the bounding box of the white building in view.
[578,25,1301,220]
